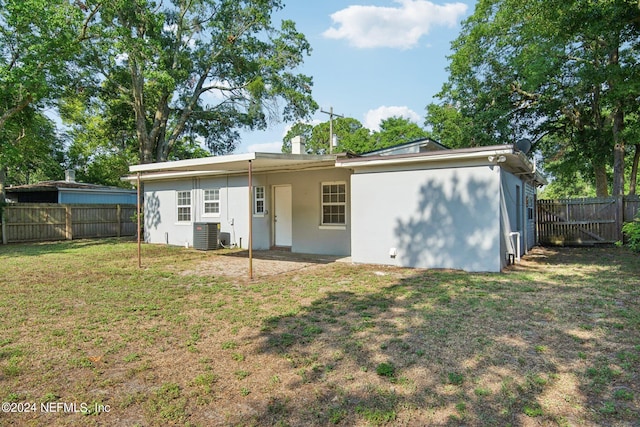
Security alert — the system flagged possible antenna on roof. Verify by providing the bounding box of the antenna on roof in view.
[515,138,532,154]
[320,107,344,154]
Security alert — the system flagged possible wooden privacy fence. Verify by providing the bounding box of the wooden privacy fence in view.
[0,203,137,244]
[537,196,640,246]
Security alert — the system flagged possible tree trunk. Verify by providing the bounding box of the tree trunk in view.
[593,161,609,197]
[629,144,640,196]
[612,108,625,197]
[154,100,171,163]
[129,58,154,165]
[0,165,6,202]
[610,46,625,197]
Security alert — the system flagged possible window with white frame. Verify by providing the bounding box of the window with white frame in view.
[254,186,265,215]
[203,189,220,215]
[321,182,346,225]
[177,190,192,222]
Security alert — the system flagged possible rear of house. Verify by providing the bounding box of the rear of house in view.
[142,167,351,256]
[128,140,544,272]
[337,145,544,272]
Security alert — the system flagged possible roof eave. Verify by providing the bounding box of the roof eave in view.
[129,152,257,173]
[125,152,339,182]
[335,145,515,168]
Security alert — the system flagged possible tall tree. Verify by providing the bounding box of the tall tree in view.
[0,0,81,129]
[282,116,428,154]
[625,110,640,195]
[424,103,473,149]
[61,93,138,187]
[0,109,65,187]
[61,83,210,187]
[282,117,372,154]
[427,0,640,196]
[77,0,317,164]
[0,0,82,197]
[371,117,429,150]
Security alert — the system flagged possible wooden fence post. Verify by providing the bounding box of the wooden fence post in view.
[616,196,624,242]
[65,205,73,240]
[116,204,121,238]
[1,205,6,245]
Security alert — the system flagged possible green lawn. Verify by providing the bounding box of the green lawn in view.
[0,239,638,426]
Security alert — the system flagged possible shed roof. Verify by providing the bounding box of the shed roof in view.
[6,181,136,193]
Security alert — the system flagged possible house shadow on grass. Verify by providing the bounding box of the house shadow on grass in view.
[246,247,640,426]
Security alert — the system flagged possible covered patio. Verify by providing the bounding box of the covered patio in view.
[177,249,351,279]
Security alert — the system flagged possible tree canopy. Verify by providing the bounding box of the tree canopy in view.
[0,0,81,130]
[1,109,65,186]
[282,116,429,154]
[425,0,640,196]
[74,0,318,164]
[0,0,82,195]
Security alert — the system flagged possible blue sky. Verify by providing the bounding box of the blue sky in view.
[237,0,476,153]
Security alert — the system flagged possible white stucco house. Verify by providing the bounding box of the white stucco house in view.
[126,138,545,272]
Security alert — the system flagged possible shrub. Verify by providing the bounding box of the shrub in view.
[622,218,640,252]
[375,362,395,377]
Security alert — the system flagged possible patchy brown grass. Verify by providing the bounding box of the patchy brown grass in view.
[0,240,638,426]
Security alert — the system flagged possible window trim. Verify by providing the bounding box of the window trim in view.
[176,190,192,223]
[202,188,221,217]
[253,185,266,216]
[320,181,347,226]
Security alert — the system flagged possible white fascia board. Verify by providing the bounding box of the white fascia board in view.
[124,153,339,182]
[128,152,337,174]
[129,152,257,173]
[123,170,223,183]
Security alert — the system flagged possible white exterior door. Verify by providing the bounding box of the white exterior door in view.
[273,185,292,246]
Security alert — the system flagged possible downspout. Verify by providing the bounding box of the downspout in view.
[499,169,517,266]
[523,196,528,255]
[509,231,521,262]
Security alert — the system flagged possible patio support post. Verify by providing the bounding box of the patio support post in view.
[248,160,253,279]
[137,172,141,268]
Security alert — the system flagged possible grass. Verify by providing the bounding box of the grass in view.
[0,239,639,425]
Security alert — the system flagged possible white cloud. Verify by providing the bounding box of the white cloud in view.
[246,141,283,153]
[363,105,421,131]
[323,0,467,49]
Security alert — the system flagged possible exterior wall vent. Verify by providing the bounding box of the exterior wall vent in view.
[193,222,220,250]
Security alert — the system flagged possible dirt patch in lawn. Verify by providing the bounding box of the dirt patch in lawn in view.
[179,249,347,278]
